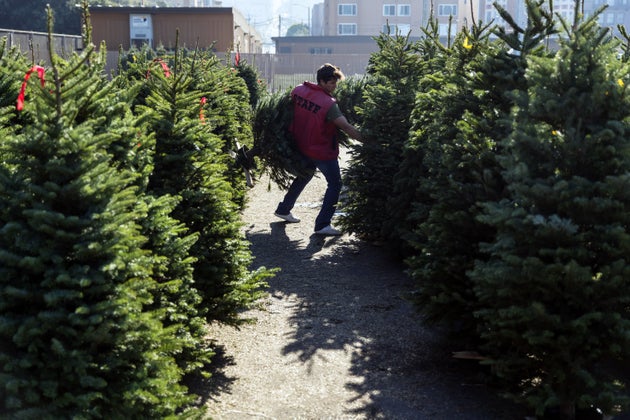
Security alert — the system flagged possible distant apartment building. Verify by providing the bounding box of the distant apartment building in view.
[586,0,630,37]
[478,0,629,37]
[316,0,489,38]
[321,1,425,37]
[479,0,579,31]
[275,0,451,72]
[316,0,492,39]
[158,0,223,6]
[312,0,628,38]
[478,0,524,29]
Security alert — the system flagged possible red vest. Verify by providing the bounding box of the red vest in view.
[289,82,339,160]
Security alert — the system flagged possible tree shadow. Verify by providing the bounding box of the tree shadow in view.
[242,220,529,419]
[187,341,237,407]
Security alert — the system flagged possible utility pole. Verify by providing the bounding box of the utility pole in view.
[278,14,281,37]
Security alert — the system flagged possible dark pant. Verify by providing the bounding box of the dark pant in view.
[275,158,342,231]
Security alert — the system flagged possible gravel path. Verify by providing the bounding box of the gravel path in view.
[203,154,528,419]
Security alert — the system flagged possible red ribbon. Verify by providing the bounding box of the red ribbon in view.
[234,51,240,66]
[146,58,171,79]
[199,96,207,124]
[17,65,46,111]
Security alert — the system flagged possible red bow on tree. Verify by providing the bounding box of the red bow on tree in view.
[146,58,171,79]
[199,96,207,124]
[16,65,46,111]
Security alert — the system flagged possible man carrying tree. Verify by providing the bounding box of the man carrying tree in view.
[274,63,363,236]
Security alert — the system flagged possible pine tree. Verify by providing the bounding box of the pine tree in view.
[0,40,28,107]
[190,50,254,207]
[0,37,40,150]
[404,26,501,335]
[114,43,163,109]
[0,7,204,416]
[470,7,630,417]
[138,193,214,382]
[378,19,449,259]
[119,45,256,206]
[404,1,556,337]
[619,25,630,63]
[334,73,369,129]
[137,45,271,326]
[78,6,213,386]
[234,57,267,109]
[338,31,425,243]
[251,88,314,189]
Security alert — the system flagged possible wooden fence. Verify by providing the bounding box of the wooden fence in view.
[235,52,371,92]
[103,50,371,92]
[0,29,371,92]
[0,28,83,64]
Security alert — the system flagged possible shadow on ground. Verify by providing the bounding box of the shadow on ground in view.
[232,220,529,419]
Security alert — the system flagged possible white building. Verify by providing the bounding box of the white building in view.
[315,0,628,38]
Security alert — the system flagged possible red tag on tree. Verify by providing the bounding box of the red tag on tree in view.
[146,58,171,79]
[17,65,46,111]
[199,96,207,124]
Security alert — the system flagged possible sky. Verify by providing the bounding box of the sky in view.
[219,0,319,52]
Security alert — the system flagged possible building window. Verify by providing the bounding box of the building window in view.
[398,4,411,16]
[310,47,333,54]
[383,23,411,34]
[383,4,396,16]
[338,4,357,16]
[396,23,411,34]
[558,10,571,19]
[605,12,614,24]
[278,46,292,53]
[439,23,456,36]
[438,4,457,16]
[338,23,357,35]
[486,11,505,26]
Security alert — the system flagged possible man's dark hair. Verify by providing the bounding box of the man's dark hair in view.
[317,63,345,84]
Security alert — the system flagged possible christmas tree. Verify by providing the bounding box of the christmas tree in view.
[233,55,267,109]
[405,1,556,337]
[379,18,449,258]
[136,44,271,326]
[0,6,206,416]
[339,30,425,244]
[190,49,255,207]
[251,88,314,189]
[74,8,213,385]
[470,6,630,417]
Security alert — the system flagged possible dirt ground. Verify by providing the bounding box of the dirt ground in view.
[203,153,530,419]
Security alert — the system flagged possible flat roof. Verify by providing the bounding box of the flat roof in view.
[88,7,233,15]
[272,35,423,43]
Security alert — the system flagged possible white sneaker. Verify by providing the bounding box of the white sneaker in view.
[274,212,300,223]
[314,225,342,236]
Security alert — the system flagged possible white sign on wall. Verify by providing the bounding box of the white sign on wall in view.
[130,14,153,47]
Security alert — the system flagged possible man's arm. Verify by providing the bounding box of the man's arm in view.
[333,115,363,142]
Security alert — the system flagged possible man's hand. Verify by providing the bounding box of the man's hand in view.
[333,115,363,142]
